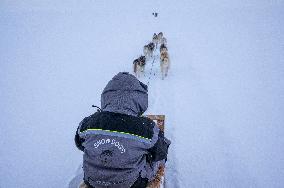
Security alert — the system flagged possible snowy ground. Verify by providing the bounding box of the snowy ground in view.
[1,0,284,188]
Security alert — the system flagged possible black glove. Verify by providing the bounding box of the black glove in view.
[147,131,171,162]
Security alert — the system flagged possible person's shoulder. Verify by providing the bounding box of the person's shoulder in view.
[79,112,101,130]
[124,113,155,128]
[100,111,156,128]
[83,111,155,129]
[81,112,100,121]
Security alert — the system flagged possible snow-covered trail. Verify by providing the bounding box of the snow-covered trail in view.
[167,73,256,187]
[139,10,236,188]
[139,49,180,187]
[140,41,254,187]
[141,2,284,187]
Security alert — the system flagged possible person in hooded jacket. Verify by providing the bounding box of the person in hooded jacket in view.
[75,72,171,188]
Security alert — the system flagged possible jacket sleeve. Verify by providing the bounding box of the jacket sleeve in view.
[147,130,171,162]
[74,123,85,151]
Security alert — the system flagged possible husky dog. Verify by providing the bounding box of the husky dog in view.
[133,55,146,77]
[152,33,158,48]
[152,12,158,17]
[143,42,155,58]
[160,51,169,63]
[148,42,155,55]
[157,32,163,44]
[160,43,168,53]
[160,51,170,80]
[161,37,167,46]
[143,45,150,57]
[138,55,146,63]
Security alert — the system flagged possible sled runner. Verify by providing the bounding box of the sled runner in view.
[145,115,166,188]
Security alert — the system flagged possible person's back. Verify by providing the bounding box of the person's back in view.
[75,72,171,188]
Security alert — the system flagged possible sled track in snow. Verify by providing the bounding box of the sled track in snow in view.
[146,55,156,86]
[141,48,180,188]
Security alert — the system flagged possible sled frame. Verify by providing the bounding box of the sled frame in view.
[145,115,166,188]
[145,115,165,131]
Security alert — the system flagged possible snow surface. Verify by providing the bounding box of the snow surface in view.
[1,0,284,187]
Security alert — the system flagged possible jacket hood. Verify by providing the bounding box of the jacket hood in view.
[101,72,148,116]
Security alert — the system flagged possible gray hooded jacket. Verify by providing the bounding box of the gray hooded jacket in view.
[75,72,170,188]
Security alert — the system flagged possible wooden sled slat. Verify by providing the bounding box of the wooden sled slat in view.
[146,164,165,188]
[145,115,165,132]
[145,115,166,188]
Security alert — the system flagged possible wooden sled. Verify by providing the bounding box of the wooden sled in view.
[145,115,166,188]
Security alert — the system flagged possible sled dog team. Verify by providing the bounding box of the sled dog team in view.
[133,32,170,79]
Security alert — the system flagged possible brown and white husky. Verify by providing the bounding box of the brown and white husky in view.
[133,55,146,78]
[160,51,170,80]
[160,43,168,53]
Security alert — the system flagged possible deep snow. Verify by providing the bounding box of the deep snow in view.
[1,0,284,188]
